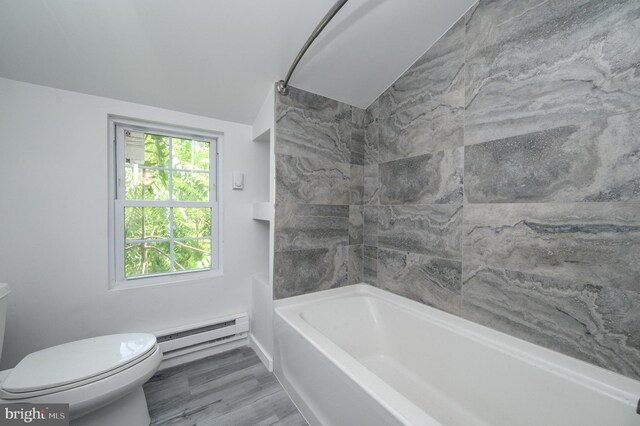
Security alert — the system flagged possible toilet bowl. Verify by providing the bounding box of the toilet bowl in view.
[0,284,162,425]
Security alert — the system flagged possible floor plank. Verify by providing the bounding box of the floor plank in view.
[144,346,307,426]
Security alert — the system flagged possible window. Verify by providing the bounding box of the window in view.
[111,118,220,284]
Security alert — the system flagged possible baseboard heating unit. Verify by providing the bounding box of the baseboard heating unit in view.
[155,313,249,368]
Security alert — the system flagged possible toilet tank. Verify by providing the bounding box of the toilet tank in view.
[0,284,10,363]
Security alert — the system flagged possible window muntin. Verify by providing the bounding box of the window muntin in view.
[114,122,219,281]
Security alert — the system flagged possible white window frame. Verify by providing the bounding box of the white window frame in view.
[108,116,223,289]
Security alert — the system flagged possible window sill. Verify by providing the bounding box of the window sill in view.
[109,268,224,291]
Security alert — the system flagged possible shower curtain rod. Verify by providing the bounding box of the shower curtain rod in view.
[276,0,350,96]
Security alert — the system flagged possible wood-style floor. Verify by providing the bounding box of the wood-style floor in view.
[143,346,308,426]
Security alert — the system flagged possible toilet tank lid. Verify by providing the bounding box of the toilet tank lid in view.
[2,333,156,393]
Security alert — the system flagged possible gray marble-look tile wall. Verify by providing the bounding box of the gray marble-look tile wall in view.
[274,87,364,299]
[361,0,640,380]
[365,16,466,321]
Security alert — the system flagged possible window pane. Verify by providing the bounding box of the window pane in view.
[144,134,170,167]
[125,242,171,277]
[172,138,210,171]
[124,131,169,167]
[174,208,211,238]
[125,207,170,240]
[125,166,170,201]
[174,240,211,272]
[172,171,209,201]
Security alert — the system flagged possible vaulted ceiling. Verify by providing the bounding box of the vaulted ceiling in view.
[0,0,475,124]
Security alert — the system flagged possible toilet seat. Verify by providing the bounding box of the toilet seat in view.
[0,284,162,425]
[0,344,162,421]
[1,333,158,400]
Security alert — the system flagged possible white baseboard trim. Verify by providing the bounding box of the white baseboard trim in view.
[250,333,273,372]
[158,336,248,371]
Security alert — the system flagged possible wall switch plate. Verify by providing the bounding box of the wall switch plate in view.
[232,171,244,190]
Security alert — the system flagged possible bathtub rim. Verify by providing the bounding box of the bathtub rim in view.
[275,283,640,421]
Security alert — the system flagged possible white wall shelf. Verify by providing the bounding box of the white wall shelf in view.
[252,202,273,222]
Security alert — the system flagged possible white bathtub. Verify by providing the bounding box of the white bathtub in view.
[274,284,640,426]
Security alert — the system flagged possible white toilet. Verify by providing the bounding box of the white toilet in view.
[0,283,162,425]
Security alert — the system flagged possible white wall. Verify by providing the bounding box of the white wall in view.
[0,77,269,369]
[249,87,275,369]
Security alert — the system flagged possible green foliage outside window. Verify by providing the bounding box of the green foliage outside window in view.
[123,133,213,278]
